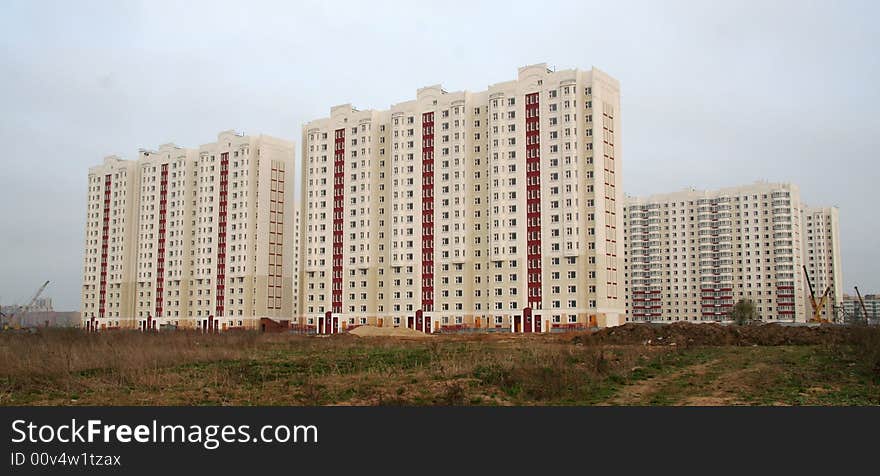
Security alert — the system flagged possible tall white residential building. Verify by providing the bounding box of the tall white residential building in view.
[82,156,139,329]
[82,130,297,331]
[802,206,842,320]
[189,131,297,332]
[134,144,198,329]
[291,204,302,322]
[843,293,879,322]
[623,181,841,323]
[301,63,624,333]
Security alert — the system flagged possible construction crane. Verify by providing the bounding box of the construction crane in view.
[854,286,869,324]
[1,280,50,330]
[803,266,831,324]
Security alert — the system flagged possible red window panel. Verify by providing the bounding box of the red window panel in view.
[99,174,111,317]
[215,153,229,317]
[525,92,542,307]
[332,129,345,313]
[421,112,435,312]
[154,163,169,319]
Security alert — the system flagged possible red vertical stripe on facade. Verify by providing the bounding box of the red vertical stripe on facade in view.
[215,152,229,318]
[268,165,284,310]
[332,129,345,314]
[421,112,434,312]
[154,163,168,322]
[98,174,111,318]
[525,92,542,307]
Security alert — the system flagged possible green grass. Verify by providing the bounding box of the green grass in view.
[622,346,880,406]
[2,331,878,406]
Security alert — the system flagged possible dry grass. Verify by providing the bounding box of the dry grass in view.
[845,325,880,379]
[1,327,878,406]
[0,330,267,402]
[0,330,661,405]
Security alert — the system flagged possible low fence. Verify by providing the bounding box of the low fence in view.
[278,323,598,335]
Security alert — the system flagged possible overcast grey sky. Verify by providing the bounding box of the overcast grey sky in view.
[1,0,877,310]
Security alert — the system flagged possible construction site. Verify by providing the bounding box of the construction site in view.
[0,281,79,332]
[70,264,880,336]
[4,5,878,474]
[3,237,876,406]
[0,321,878,406]
[0,53,873,406]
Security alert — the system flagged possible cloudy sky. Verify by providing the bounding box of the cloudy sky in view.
[1,0,877,311]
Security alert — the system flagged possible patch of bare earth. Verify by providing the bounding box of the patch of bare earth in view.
[634,358,789,406]
[348,326,433,338]
[607,360,717,406]
[678,363,771,406]
[681,396,738,406]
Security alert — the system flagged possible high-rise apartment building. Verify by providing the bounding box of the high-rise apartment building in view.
[82,156,139,328]
[300,63,624,332]
[843,293,879,322]
[82,130,297,331]
[801,206,842,320]
[134,144,198,329]
[623,182,842,323]
[291,206,302,324]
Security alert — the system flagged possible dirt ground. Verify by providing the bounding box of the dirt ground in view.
[574,321,863,346]
[1,324,878,406]
[348,325,433,338]
[605,360,722,405]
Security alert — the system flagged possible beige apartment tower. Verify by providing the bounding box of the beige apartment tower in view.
[623,182,842,323]
[82,130,298,331]
[802,206,842,320]
[82,156,139,328]
[300,63,624,332]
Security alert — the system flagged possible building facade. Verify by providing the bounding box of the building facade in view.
[82,130,297,331]
[843,293,880,323]
[300,63,624,332]
[133,144,198,329]
[623,182,842,323]
[801,206,842,320]
[82,156,139,329]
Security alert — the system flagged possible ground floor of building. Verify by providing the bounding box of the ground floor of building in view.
[82,308,625,334]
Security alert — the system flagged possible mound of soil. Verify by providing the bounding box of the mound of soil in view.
[576,322,858,346]
[348,325,433,338]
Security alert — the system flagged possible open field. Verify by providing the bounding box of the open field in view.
[1,323,879,406]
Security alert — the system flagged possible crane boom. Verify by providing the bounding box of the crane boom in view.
[854,286,869,322]
[817,286,831,319]
[803,265,816,301]
[802,266,829,323]
[7,280,50,328]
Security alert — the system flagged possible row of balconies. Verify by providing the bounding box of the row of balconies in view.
[700,275,734,283]
[698,220,732,228]
[698,236,732,244]
[630,256,662,263]
[699,259,734,267]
